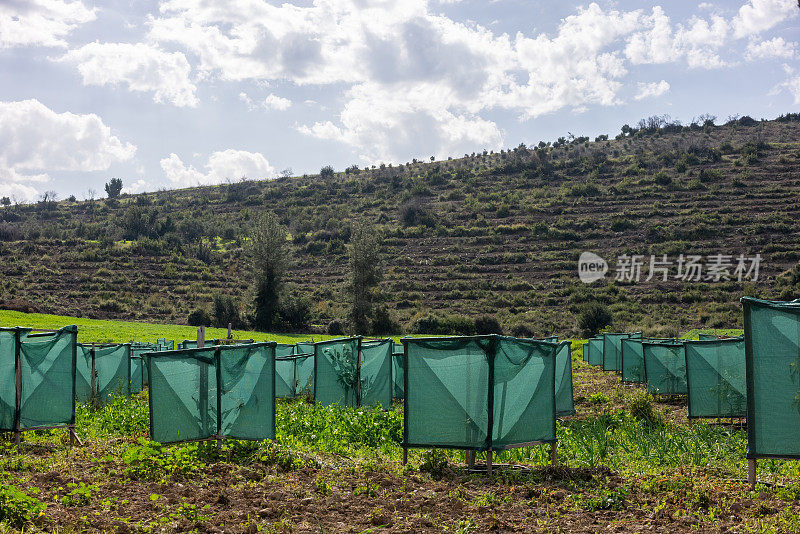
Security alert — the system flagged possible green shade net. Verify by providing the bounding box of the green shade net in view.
[391,341,404,399]
[295,354,314,397]
[95,344,132,403]
[685,337,746,418]
[698,333,719,341]
[130,356,144,394]
[295,342,314,355]
[403,335,556,451]
[603,332,642,372]
[180,340,198,350]
[587,337,603,366]
[404,337,489,449]
[149,350,217,443]
[76,344,93,403]
[492,337,556,449]
[620,338,645,384]
[554,341,575,416]
[218,344,275,441]
[314,338,360,407]
[275,357,295,398]
[0,329,25,430]
[643,341,687,395]
[131,344,155,385]
[582,343,588,362]
[360,339,392,408]
[275,344,295,358]
[742,297,800,459]
[620,338,674,384]
[148,343,275,444]
[17,327,77,430]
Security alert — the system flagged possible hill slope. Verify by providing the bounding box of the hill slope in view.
[2,114,800,336]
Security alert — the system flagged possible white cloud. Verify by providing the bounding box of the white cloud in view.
[732,0,798,38]
[0,0,95,49]
[635,80,670,100]
[122,179,150,194]
[161,149,275,187]
[0,182,40,203]
[137,0,800,163]
[0,99,136,200]
[263,94,291,111]
[745,36,796,59]
[60,42,198,107]
[240,91,291,111]
[773,65,800,103]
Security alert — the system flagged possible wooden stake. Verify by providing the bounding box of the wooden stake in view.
[551,442,558,466]
[69,427,83,447]
[466,450,475,469]
[402,447,408,465]
[227,323,232,339]
[748,458,757,489]
[486,449,493,476]
[197,326,205,349]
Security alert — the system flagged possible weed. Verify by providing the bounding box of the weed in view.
[60,482,98,507]
[0,485,46,527]
[419,449,449,479]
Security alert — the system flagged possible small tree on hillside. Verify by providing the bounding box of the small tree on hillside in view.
[105,178,123,199]
[249,211,289,331]
[320,165,334,179]
[348,220,383,334]
[578,302,612,337]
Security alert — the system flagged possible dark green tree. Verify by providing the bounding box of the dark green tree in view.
[249,211,289,331]
[348,220,383,334]
[105,178,123,199]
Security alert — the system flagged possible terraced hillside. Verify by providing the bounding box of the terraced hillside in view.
[1,115,800,335]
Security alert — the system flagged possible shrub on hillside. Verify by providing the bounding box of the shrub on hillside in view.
[578,302,612,337]
[371,306,400,335]
[187,307,211,327]
[510,323,534,338]
[327,320,344,336]
[213,293,244,329]
[410,313,475,335]
[474,315,503,335]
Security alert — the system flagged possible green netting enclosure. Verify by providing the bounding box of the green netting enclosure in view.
[0,326,78,433]
[179,340,198,350]
[360,339,392,408]
[147,342,276,444]
[295,354,314,397]
[391,341,404,399]
[76,344,136,403]
[643,340,687,395]
[94,344,133,402]
[402,335,556,452]
[313,337,362,407]
[587,337,604,366]
[698,333,719,341]
[621,338,674,384]
[554,341,575,416]
[603,332,642,372]
[741,297,800,459]
[275,358,295,399]
[684,337,746,418]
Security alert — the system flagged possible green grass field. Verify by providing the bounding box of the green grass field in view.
[0,309,744,348]
[0,310,339,345]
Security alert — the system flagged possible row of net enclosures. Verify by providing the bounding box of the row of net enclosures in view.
[401,335,563,454]
[0,326,78,434]
[275,337,395,409]
[147,342,276,444]
[584,332,745,418]
[76,343,139,403]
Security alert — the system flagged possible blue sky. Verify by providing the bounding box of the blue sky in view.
[1,0,798,202]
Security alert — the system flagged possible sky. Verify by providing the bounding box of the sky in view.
[1,0,799,202]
